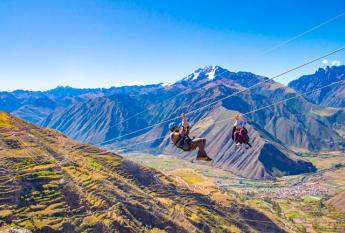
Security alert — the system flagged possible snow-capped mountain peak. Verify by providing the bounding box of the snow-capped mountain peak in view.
[206,65,217,80]
[181,65,221,82]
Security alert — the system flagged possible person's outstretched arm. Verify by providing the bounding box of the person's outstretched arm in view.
[180,113,190,135]
[181,113,189,127]
[231,126,236,140]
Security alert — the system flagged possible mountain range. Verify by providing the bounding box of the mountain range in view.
[1,65,344,179]
[289,65,345,107]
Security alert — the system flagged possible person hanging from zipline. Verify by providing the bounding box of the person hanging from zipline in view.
[169,113,212,161]
[231,114,252,149]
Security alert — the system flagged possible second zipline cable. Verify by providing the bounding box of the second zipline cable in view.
[96,45,345,146]
[113,79,345,151]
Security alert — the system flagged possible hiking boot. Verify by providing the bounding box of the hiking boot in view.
[196,156,212,161]
[196,151,212,161]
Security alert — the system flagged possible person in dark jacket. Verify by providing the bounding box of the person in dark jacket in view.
[231,114,252,149]
[169,114,212,161]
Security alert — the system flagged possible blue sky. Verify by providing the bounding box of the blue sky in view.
[0,0,344,91]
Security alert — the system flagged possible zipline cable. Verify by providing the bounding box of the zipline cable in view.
[255,11,345,57]
[113,79,345,151]
[96,45,345,146]
[100,11,345,135]
[109,88,192,129]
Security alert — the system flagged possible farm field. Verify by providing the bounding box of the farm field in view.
[127,152,345,232]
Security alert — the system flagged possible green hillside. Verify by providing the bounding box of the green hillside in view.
[0,112,284,233]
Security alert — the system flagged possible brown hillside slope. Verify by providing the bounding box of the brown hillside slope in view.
[328,190,345,213]
[0,112,285,233]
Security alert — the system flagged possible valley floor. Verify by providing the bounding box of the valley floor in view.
[126,151,345,233]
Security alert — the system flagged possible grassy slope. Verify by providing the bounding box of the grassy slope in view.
[0,112,284,233]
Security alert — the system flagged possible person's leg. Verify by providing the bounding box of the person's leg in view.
[241,127,250,144]
[234,131,241,145]
[191,138,211,161]
[198,138,207,156]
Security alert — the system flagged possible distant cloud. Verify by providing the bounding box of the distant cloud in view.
[322,59,329,64]
[331,60,341,66]
[116,80,159,87]
[123,81,147,86]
